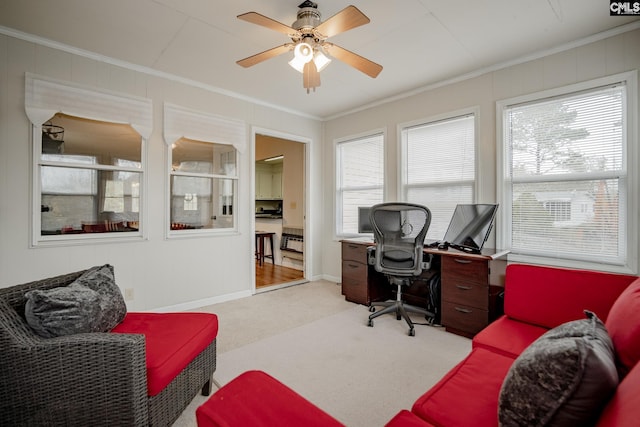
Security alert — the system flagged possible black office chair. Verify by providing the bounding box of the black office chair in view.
[367,202,435,336]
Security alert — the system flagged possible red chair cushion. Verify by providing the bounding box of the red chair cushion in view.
[112,312,218,396]
[473,315,547,357]
[384,410,435,427]
[411,347,515,427]
[504,264,635,329]
[605,278,640,377]
[596,361,640,427]
[196,370,344,427]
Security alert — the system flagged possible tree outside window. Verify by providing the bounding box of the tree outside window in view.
[501,79,629,266]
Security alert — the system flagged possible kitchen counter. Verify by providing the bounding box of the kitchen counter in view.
[255,214,282,219]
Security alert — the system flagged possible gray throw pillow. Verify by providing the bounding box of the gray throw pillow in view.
[72,264,127,330]
[498,310,618,427]
[24,264,127,338]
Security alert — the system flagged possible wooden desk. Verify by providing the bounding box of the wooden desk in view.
[340,239,508,338]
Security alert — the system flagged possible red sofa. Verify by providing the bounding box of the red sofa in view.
[197,264,640,427]
[386,264,640,427]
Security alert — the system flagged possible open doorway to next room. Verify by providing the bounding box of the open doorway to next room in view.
[255,134,306,290]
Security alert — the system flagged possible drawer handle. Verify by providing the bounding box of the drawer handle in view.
[453,258,472,264]
[348,244,359,249]
[347,263,360,269]
[456,285,473,290]
[454,307,472,314]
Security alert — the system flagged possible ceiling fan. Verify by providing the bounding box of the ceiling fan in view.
[236,1,383,93]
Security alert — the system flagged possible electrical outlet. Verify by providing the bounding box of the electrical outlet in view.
[124,288,134,301]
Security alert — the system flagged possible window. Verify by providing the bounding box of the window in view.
[336,132,384,236]
[498,72,637,271]
[163,103,245,236]
[400,113,476,241]
[38,114,143,237]
[26,74,152,245]
[169,138,237,231]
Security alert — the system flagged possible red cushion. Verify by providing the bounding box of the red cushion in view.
[196,370,344,427]
[411,348,515,427]
[472,315,547,357]
[596,361,640,427]
[605,278,640,376]
[111,312,218,396]
[385,410,435,427]
[504,264,635,329]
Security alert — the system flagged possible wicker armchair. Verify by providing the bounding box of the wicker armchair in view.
[0,269,217,426]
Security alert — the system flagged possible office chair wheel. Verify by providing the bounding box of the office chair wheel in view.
[408,328,415,337]
[369,306,375,312]
[367,319,374,327]
[397,314,402,320]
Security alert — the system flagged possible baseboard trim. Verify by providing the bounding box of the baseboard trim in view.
[151,289,253,312]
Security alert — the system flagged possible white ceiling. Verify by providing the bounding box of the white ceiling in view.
[1,0,638,119]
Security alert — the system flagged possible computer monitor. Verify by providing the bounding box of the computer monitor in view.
[443,204,498,250]
[357,206,373,233]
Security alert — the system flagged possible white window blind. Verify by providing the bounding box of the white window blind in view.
[402,114,475,240]
[503,82,627,265]
[336,133,384,236]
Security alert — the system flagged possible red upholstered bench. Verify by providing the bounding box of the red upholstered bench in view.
[196,370,344,427]
[112,312,218,396]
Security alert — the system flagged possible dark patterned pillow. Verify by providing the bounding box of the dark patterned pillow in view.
[24,264,127,338]
[498,310,618,427]
[72,264,127,330]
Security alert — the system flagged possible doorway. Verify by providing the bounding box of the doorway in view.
[254,132,307,291]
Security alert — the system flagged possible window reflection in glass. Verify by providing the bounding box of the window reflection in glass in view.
[170,176,235,230]
[38,113,143,237]
[170,137,237,232]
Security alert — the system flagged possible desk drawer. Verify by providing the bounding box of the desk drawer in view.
[342,241,368,263]
[443,281,488,308]
[342,260,367,284]
[441,256,488,287]
[442,301,489,336]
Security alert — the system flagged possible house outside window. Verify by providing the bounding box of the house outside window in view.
[497,72,637,272]
[400,112,477,241]
[335,132,384,236]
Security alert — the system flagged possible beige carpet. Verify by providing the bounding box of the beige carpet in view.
[173,280,471,426]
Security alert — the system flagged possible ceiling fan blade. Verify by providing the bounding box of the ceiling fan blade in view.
[237,12,297,36]
[303,61,321,93]
[315,6,370,38]
[324,43,383,78]
[237,44,292,68]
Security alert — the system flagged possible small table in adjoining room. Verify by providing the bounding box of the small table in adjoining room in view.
[255,231,275,265]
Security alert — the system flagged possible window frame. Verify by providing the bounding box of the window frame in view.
[27,74,151,247]
[168,139,239,236]
[334,130,386,238]
[496,71,638,274]
[399,108,479,242]
[163,103,245,239]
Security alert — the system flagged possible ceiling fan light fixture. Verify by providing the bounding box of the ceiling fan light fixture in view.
[288,42,314,73]
[313,50,331,72]
[294,42,313,62]
[288,56,305,73]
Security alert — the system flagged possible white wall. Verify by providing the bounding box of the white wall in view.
[321,28,640,281]
[0,33,323,310]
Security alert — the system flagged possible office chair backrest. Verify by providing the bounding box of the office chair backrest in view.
[370,202,431,277]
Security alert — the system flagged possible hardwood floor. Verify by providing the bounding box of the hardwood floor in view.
[255,260,304,288]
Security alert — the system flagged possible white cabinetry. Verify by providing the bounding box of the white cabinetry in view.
[256,163,282,199]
